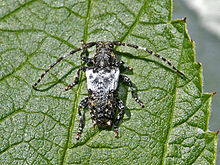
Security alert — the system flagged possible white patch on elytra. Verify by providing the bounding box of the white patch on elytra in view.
[86,68,120,92]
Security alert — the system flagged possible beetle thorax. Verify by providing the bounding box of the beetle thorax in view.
[93,42,116,67]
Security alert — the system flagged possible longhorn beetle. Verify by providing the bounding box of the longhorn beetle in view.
[33,41,185,140]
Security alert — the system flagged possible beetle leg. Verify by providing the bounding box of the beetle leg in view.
[76,97,88,140]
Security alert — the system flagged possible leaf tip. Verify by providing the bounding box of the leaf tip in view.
[197,62,202,66]
[212,91,216,95]
[216,128,219,134]
[183,17,187,22]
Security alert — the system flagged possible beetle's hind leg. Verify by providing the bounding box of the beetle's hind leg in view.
[76,97,88,140]
[114,99,125,138]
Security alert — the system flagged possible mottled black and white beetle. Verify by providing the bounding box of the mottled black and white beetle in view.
[33,41,184,140]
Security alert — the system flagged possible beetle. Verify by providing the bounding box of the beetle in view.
[33,41,184,139]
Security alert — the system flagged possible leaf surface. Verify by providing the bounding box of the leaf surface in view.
[0,0,217,164]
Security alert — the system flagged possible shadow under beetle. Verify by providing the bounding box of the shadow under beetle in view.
[33,41,184,140]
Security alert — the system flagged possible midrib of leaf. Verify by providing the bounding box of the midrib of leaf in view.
[0,0,217,164]
[83,0,92,42]
[61,1,92,164]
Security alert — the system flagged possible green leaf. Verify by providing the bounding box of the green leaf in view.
[0,0,217,164]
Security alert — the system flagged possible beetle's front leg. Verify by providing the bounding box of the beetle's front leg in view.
[115,61,133,71]
[80,40,93,64]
